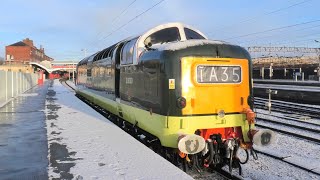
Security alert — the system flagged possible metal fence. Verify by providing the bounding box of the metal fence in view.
[0,70,38,106]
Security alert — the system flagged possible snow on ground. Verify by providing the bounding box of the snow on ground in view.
[258,113,320,131]
[242,153,319,180]
[257,119,320,140]
[255,108,320,125]
[239,108,320,179]
[46,80,192,180]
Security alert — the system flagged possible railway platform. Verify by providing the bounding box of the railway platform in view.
[253,80,320,104]
[0,81,49,179]
[0,79,192,180]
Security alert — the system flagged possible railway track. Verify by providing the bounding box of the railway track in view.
[256,116,320,134]
[61,80,242,180]
[257,111,320,126]
[254,149,320,176]
[254,97,320,119]
[253,99,320,176]
[254,97,320,143]
[255,119,320,144]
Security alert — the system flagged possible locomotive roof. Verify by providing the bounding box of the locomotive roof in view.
[78,23,216,65]
[141,22,207,40]
[153,39,230,51]
[111,22,207,46]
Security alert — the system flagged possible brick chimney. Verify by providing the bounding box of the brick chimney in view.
[23,38,34,47]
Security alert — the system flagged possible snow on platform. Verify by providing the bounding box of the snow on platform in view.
[46,80,192,180]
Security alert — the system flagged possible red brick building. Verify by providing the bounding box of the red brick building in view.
[5,38,53,63]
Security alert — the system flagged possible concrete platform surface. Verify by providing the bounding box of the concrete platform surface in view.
[46,79,192,180]
[0,79,192,180]
[0,82,49,180]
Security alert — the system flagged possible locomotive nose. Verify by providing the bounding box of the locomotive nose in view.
[249,129,276,146]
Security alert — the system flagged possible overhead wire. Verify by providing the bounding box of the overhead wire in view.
[224,19,320,41]
[239,24,320,45]
[100,0,165,41]
[85,0,138,53]
[110,0,138,24]
[94,0,138,41]
[265,35,320,47]
[207,0,313,35]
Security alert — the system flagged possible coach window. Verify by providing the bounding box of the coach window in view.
[93,55,98,61]
[108,45,116,58]
[102,48,110,59]
[99,51,105,59]
[144,27,180,46]
[184,28,205,40]
[95,52,103,61]
[121,38,137,65]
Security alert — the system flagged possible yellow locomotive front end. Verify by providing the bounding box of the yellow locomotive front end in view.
[180,57,253,144]
[161,56,275,173]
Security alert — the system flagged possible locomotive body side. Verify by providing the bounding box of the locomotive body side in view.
[116,41,255,148]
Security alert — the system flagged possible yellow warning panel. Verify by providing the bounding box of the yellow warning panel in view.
[169,79,175,89]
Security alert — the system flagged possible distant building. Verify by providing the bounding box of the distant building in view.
[5,38,53,63]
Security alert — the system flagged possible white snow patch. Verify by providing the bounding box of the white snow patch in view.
[241,154,319,180]
[241,108,320,179]
[283,156,319,170]
[19,93,38,96]
[154,39,231,51]
[46,80,192,180]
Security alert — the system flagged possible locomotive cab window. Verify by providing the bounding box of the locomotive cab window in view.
[121,38,137,65]
[184,28,205,40]
[144,27,180,46]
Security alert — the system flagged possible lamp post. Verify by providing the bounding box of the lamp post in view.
[315,40,320,81]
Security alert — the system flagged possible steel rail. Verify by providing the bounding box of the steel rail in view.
[257,111,320,126]
[255,149,320,176]
[255,124,320,144]
[256,117,320,134]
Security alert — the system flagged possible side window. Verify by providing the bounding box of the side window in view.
[108,47,115,58]
[87,69,92,77]
[102,48,110,59]
[184,28,205,40]
[95,51,104,61]
[144,27,180,45]
[121,38,137,65]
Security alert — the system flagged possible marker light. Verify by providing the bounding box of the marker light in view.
[177,97,187,109]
